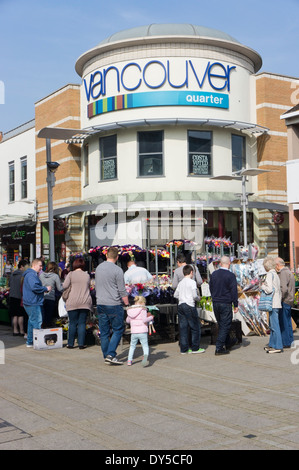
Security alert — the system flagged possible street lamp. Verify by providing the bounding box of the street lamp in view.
[210,167,272,248]
[46,139,60,262]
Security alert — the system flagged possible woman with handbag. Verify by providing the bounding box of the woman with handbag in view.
[62,257,92,349]
[261,256,283,354]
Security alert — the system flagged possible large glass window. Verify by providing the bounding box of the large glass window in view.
[84,144,89,186]
[9,162,15,202]
[188,131,212,176]
[138,131,163,177]
[21,157,27,199]
[100,135,117,181]
[232,134,246,173]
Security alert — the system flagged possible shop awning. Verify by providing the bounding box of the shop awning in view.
[53,198,288,218]
[0,214,35,227]
[38,118,268,145]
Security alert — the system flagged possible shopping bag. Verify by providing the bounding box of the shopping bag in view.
[258,291,273,312]
[58,297,68,317]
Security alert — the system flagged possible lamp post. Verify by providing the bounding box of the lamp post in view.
[210,168,272,248]
[46,138,60,262]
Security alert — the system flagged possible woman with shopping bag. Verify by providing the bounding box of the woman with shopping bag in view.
[260,256,282,354]
[62,257,92,349]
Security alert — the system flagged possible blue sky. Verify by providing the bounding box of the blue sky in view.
[0,0,299,133]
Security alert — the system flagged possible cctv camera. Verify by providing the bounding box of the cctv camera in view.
[47,161,60,172]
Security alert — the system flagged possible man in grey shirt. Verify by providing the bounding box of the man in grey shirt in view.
[96,247,129,365]
[172,254,203,290]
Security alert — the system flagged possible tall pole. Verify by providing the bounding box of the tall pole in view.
[46,138,55,262]
[241,175,247,248]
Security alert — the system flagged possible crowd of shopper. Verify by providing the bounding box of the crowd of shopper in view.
[5,249,297,364]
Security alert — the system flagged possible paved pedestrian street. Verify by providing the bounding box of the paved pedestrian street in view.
[1,324,299,451]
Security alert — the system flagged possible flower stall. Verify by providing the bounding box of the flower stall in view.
[0,287,10,324]
[198,259,270,337]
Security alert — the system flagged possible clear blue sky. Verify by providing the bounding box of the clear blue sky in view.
[0,0,298,133]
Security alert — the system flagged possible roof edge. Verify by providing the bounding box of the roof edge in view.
[75,34,262,77]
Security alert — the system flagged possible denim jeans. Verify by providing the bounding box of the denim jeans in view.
[213,303,232,351]
[177,303,201,353]
[24,305,43,345]
[67,309,88,347]
[269,308,283,350]
[279,302,293,347]
[128,333,149,361]
[97,304,124,358]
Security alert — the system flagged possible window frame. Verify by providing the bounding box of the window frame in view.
[232,134,246,173]
[20,156,27,199]
[99,134,118,182]
[83,144,89,186]
[9,161,15,202]
[187,130,213,177]
[137,130,164,178]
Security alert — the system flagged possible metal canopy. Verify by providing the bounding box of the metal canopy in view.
[37,118,269,145]
[210,168,273,180]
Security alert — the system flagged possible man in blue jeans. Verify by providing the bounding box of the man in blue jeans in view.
[95,247,129,365]
[22,259,51,347]
[174,264,205,355]
[209,256,238,355]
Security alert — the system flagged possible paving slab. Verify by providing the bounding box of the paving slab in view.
[1,324,299,451]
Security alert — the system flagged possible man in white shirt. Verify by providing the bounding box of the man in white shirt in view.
[124,260,153,284]
[174,265,205,355]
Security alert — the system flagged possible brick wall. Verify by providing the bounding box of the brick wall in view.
[256,73,298,256]
[34,84,83,257]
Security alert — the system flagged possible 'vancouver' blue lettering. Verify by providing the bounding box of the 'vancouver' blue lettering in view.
[83,59,236,102]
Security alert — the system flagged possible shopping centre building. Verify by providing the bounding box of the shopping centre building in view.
[0,24,297,266]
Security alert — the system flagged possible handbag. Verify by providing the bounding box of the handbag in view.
[258,273,274,312]
[62,272,72,302]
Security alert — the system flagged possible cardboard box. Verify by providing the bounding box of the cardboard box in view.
[33,328,63,350]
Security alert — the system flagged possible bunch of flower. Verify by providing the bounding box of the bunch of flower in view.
[165,239,197,248]
[125,275,175,305]
[0,288,9,307]
[204,236,234,248]
[149,248,170,258]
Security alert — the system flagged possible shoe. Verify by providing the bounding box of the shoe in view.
[264,346,271,351]
[26,343,33,348]
[105,355,123,365]
[141,355,149,367]
[66,345,74,349]
[13,332,20,336]
[191,348,205,354]
[180,351,189,355]
[215,349,230,356]
[267,348,283,354]
[79,345,87,349]
[127,360,132,366]
[283,345,291,349]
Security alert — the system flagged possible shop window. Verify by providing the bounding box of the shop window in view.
[232,134,246,173]
[138,131,163,177]
[21,157,27,199]
[9,162,15,202]
[100,135,117,181]
[84,144,89,186]
[188,130,212,176]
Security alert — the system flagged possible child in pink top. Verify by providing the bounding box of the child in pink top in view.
[126,295,153,367]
